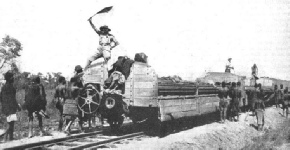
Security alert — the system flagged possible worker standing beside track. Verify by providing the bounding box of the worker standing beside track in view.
[0,71,21,142]
[268,84,285,108]
[278,84,284,108]
[218,82,229,123]
[54,76,67,131]
[228,82,241,121]
[267,84,283,108]
[249,83,261,115]
[237,82,246,112]
[282,87,290,118]
[253,84,265,131]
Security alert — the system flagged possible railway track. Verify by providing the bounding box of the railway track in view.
[3,121,148,150]
[4,129,145,150]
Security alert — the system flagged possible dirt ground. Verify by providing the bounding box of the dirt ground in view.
[117,106,289,150]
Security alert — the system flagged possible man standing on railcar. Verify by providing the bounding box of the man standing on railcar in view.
[225,58,234,73]
[84,17,119,70]
[251,64,259,80]
[218,82,229,123]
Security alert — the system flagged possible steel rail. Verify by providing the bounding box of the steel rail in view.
[4,130,106,150]
[67,132,145,150]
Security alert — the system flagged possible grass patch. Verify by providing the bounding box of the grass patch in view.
[0,89,60,139]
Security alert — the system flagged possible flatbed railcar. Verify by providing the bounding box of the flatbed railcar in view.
[126,62,219,124]
[80,61,220,130]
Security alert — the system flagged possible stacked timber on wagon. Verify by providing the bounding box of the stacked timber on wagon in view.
[158,78,219,96]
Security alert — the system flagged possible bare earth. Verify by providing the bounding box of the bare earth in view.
[117,107,286,150]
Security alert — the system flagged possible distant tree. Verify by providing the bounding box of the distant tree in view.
[0,35,22,69]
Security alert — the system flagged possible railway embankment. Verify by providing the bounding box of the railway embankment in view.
[117,107,289,150]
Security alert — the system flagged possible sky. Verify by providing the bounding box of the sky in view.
[0,0,289,80]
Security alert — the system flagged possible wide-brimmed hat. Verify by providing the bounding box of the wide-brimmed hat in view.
[99,25,111,32]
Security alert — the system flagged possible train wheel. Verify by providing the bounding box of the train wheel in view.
[78,84,101,114]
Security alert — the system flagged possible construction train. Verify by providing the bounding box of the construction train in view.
[63,57,290,131]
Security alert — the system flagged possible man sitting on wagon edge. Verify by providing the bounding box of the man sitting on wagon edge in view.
[85,17,119,70]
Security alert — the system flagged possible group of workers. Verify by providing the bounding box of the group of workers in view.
[0,64,87,142]
[218,81,244,123]
[218,75,289,131]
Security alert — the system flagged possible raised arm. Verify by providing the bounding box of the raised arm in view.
[88,17,100,35]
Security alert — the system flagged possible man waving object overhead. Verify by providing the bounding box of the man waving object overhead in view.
[85,17,119,70]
